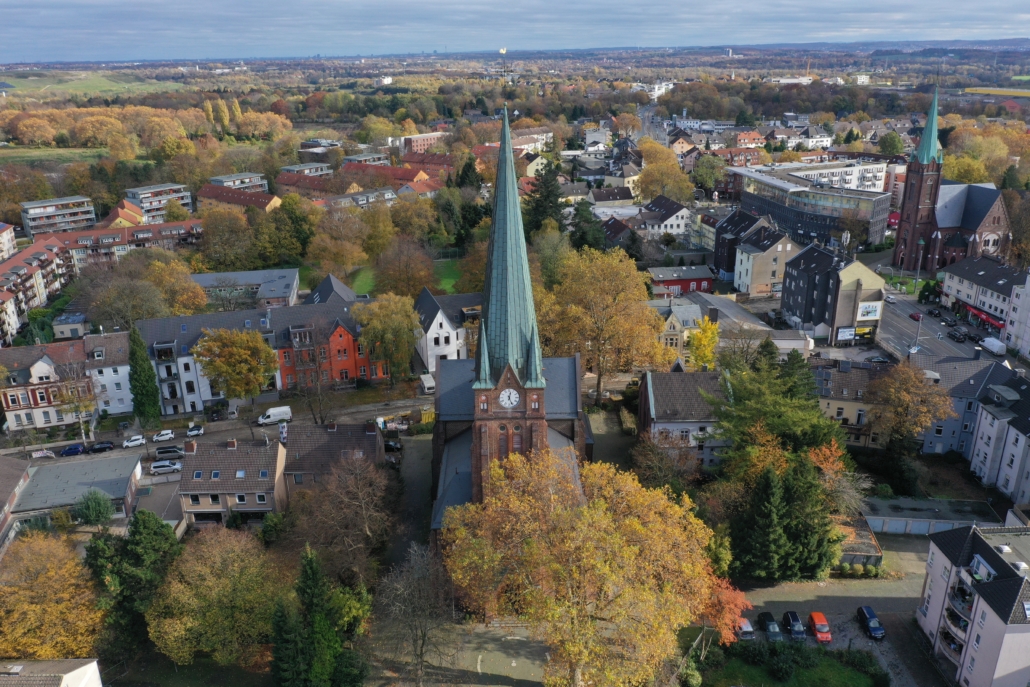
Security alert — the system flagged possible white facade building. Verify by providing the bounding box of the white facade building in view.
[85,332,134,416]
[414,288,482,374]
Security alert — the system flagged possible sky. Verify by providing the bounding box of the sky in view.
[3,0,1030,63]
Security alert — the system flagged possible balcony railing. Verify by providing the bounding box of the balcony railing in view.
[936,628,964,665]
[159,370,179,381]
[948,591,974,620]
[944,607,969,640]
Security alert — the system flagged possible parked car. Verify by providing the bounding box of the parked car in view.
[782,611,806,641]
[737,618,756,641]
[385,440,403,453]
[156,446,185,458]
[927,308,942,317]
[948,330,967,342]
[186,425,204,437]
[152,429,175,442]
[150,460,182,475]
[968,331,985,344]
[942,315,958,327]
[884,295,897,304]
[89,441,115,453]
[856,606,886,640]
[60,443,86,457]
[757,612,784,642]
[208,410,224,422]
[808,612,832,644]
[866,356,890,364]
[123,435,146,448]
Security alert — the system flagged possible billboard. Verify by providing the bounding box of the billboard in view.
[857,302,883,321]
[837,327,856,341]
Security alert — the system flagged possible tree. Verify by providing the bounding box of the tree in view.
[615,112,642,137]
[636,137,695,203]
[254,210,304,265]
[631,433,698,493]
[16,118,57,147]
[867,360,957,450]
[779,348,815,399]
[390,195,439,241]
[541,248,673,403]
[522,160,564,236]
[1002,165,1023,190]
[692,155,727,192]
[271,602,309,687]
[778,150,803,163]
[129,327,162,427]
[375,544,453,687]
[943,154,990,184]
[88,278,168,330]
[442,450,716,687]
[191,328,279,402]
[144,259,207,315]
[779,459,841,580]
[688,315,719,370]
[277,193,323,254]
[360,201,397,262]
[374,238,435,299]
[452,240,488,293]
[201,209,255,271]
[85,509,181,657]
[353,294,421,385]
[756,337,780,369]
[163,198,189,222]
[877,131,905,156]
[734,109,756,127]
[569,199,604,250]
[730,466,788,581]
[213,99,231,134]
[0,532,105,659]
[146,528,289,667]
[531,220,571,289]
[455,155,483,189]
[76,489,115,525]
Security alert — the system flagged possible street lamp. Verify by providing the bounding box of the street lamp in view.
[915,238,926,296]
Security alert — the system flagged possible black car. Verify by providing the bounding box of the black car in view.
[968,331,985,344]
[927,308,941,317]
[866,356,890,364]
[948,330,967,342]
[89,441,115,453]
[781,611,806,641]
[857,606,886,640]
[384,440,403,453]
[941,316,958,326]
[756,612,784,642]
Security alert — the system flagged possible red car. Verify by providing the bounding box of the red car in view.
[909,312,923,321]
[808,612,832,644]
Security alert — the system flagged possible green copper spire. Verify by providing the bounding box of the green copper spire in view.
[475,107,545,389]
[914,87,943,165]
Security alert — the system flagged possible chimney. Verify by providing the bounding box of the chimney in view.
[974,347,982,361]
[327,423,338,432]
[184,441,197,454]
[708,307,719,323]
[1018,369,1027,379]
[365,420,377,435]
[227,438,237,450]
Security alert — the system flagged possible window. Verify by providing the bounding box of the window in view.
[935,425,944,436]
[18,392,27,405]
[980,609,987,627]
[185,381,195,394]
[181,345,188,354]
[100,383,108,392]
[294,474,303,484]
[181,324,188,333]
[836,407,844,419]
[968,657,975,673]
[190,495,200,505]
[256,493,266,504]
[194,471,202,479]
[967,400,976,412]
[210,494,220,504]
[434,336,440,346]
[942,565,950,581]
[97,368,104,376]
[856,409,866,425]
[974,634,981,650]
[211,470,220,479]
[244,320,251,328]
[342,348,348,359]
[357,344,365,357]
[928,551,934,568]
[371,365,378,378]
[36,390,47,403]
[236,494,246,504]
[236,470,245,478]
[359,366,367,379]
[283,351,291,364]
[259,469,269,479]
[321,370,329,382]
[42,410,51,424]
[115,382,122,391]
[183,363,190,372]
[963,423,970,432]
[341,370,350,381]
[286,374,294,384]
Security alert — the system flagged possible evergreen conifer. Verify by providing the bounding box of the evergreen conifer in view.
[781,459,841,580]
[731,466,788,580]
[129,327,161,426]
[523,161,564,237]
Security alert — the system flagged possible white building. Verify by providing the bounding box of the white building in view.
[413,288,482,374]
[941,257,1025,343]
[85,332,134,416]
[0,659,103,686]
[785,161,888,193]
[637,370,729,467]
[0,223,17,261]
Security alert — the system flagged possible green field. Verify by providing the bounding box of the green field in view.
[1013,76,1030,81]
[965,87,1030,96]
[0,70,183,96]
[349,266,376,295]
[0,146,108,165]
[434,259,461,293]
[704,657,874,687]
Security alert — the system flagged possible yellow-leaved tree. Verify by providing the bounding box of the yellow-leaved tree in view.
[442,449,724,687]
[867,360,957,451]
[144,259,207,315]
[636,137,695,203]
[191,328,280,402]
[688,315,719,370]
[0,532,105,659]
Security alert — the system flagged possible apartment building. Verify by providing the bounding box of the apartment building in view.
[280,422,384,495]
[0,339,96,432]
[0,223,17,261]
[274,172,332,198]
[714,210,772,281]
[19,196,96,237]
[85,332,134,416]
[280,163,332,177]
[810,359,888,447]
[733,225,793,295]
[782,244,885,345]
[0,240,75,341]
[640,195,692,237]
[191,269,299,309]
[178,439,287,527]
[413,288,482,374]
[124,183,193,224]
[942,257,1025,344]
[965,376,1030,504]
[34,222,202,274]
[917,525,1030,687]
[208,173,268,194]
[196,185,281,214]
[341,152,390,166]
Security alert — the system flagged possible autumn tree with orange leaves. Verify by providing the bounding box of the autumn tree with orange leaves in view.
[867,360,956,451]
[442,449,743,687]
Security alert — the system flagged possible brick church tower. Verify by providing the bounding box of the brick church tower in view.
[892,89,944,271]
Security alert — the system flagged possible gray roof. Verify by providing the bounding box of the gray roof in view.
[179,441,280,494]
[20,196,92,209]
[560,182,589,197]
[191,269,299,300]
[52,312,87,325]
[941,256,1025,296]
[644,371,724,422]
[280,424,382,475]
[738,226,787,255]
[716,209,765,237]
[414,288,482,334]
[0,340,88,386]
[910,354,1014,398]
[786,243,852,274]
[0,456,29,513]
[0,660,98,686]
[84,332,130,369]
[937,181,1002,230]
[589,187,634,203]
[209,172,264,183]
[437,356,581,421]
[304,274,359,304]
[810,359,889,399]
[647,265,716,281]
[14,454,140,513]
[125,183,187,194]
[643,195,687,223]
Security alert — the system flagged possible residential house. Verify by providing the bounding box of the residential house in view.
[587,187,635,207]
[95,199,144,229]
[52,312,88,340]
[179,439,287,526]
[0,659,103,687]
[713,209,771,281]
[280,163,332,177]
[650,299,703,361]
[85,332,134,416]
[705,147,763,167]
[941,257,1024,342]
[602,216,634,250]
[196,185,281,214]
[648,265,715,295]
[733,225,793,295]
[0,224,16,261]
[810,359,888,447]
[209,172,268,193]
[733,131,766,148]
[604,164,641,196]
[782,244,886,345]
[559,182,589,204]
[637,370,728,467]
[640,195,692,237]
[341,152,388,166]
[523,153,548,177]
[0,339,97,432]
[799,126,833,149]
[280,422,385,495]
[396,178,445,199]
[191,269,300,309]
[916,525,1030,687]
[304,274,363,304]
[400,152,455,176]
[34,221,203,274]
[341,163,428,188]
[414,288,482,374]
[274,172,331,198]
[124,184,193,224]
[20,196,96,237]
[964,376,1030,502]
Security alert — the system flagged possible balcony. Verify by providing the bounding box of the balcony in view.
[936,627,964,665]
[943,607,969,640]
[158,369,179,381]
[949,588,974,620]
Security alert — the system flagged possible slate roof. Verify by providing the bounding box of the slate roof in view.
[717,209,765,237]
[588,187,634,203]
[84,332,130,369]
[644,371,724,422]
[941,256,1024,295]
[14,454,140,513]
[191,269,299,300]
[560,182,589,198]
[304,274,359,304]
[275,171,329,192]
[647,265,716,282]
[909,354,1014,398]
[179,440,281,494]
[0,340,87,385]
[437,356,580,422]
[0,456,29,514]
[602,216,632,243]
[643,195,687,223]
[936,181,1002,231]
[0,659,98,686]
[414,287,482,334]
[738,226,787,255]
[787,243,850,274]
[280,424,383,475]
[810,359,889,399]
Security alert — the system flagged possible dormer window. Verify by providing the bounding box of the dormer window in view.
[93,350,104,360]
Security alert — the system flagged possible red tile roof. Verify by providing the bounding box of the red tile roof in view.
[341,163,427,182]
[275,172,330,192]
[197,184,279,209]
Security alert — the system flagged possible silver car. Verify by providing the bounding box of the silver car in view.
[150,460,182,475]
[152,430,175,442]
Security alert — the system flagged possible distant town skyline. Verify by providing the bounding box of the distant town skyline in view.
[4,0,1029,63]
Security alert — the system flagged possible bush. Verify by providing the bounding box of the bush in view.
[225,510,244,529]
[697,645,725,671]
[839,562,851,576]
[355,378,372,389]
[619,406,637,435]
[410,421,434,435]
[729,639,768,666]
[851,564,865,577]
[51,508,73,534]
[875,483,895,498]
[866,564,879,578]
[259,512,286,545]
[833,648,889,686]
[679,656,702,687]
[75,489,114,525]
[768,653,796,681]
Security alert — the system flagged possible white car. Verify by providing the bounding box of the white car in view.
[884,295,897,304]
[152,430,175,442]
[123,435,147,448]
[150,460,182,475]
[186,425,204,438]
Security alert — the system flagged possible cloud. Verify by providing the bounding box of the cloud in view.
[2,0,1029,62]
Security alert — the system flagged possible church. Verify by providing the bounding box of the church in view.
[892,89,1011,272]
[430,111,590,529]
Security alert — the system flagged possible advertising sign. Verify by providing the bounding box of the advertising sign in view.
[857,302,883,321]
[837,327,856,341]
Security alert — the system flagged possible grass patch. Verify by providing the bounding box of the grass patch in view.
[704,656,874,687]
[434,258,462,294]
[349,266,376,295]
[0,146,108,165]
[966,86,1030,96]
[0,70,183,95]
[298,264,318,290]
[107,652,273,687]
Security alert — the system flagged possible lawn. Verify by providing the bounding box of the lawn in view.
[0,70,183,95]
[107,653,273,687]
[349,266,376,295]
[704,657,873,687]
[0,146,108,165]
[434,258,461,294]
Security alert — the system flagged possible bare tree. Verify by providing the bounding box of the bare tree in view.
[375,543,455,687]
[716,323,766,370]
[631,433,699,491]
[210,277,246,311]
[55,361,98,444]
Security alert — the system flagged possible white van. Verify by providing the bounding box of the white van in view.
[981,337,1007,356]
[420,374,436,395]
[257,406,293,425]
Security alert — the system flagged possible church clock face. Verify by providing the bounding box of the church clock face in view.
[498,389,520,408]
